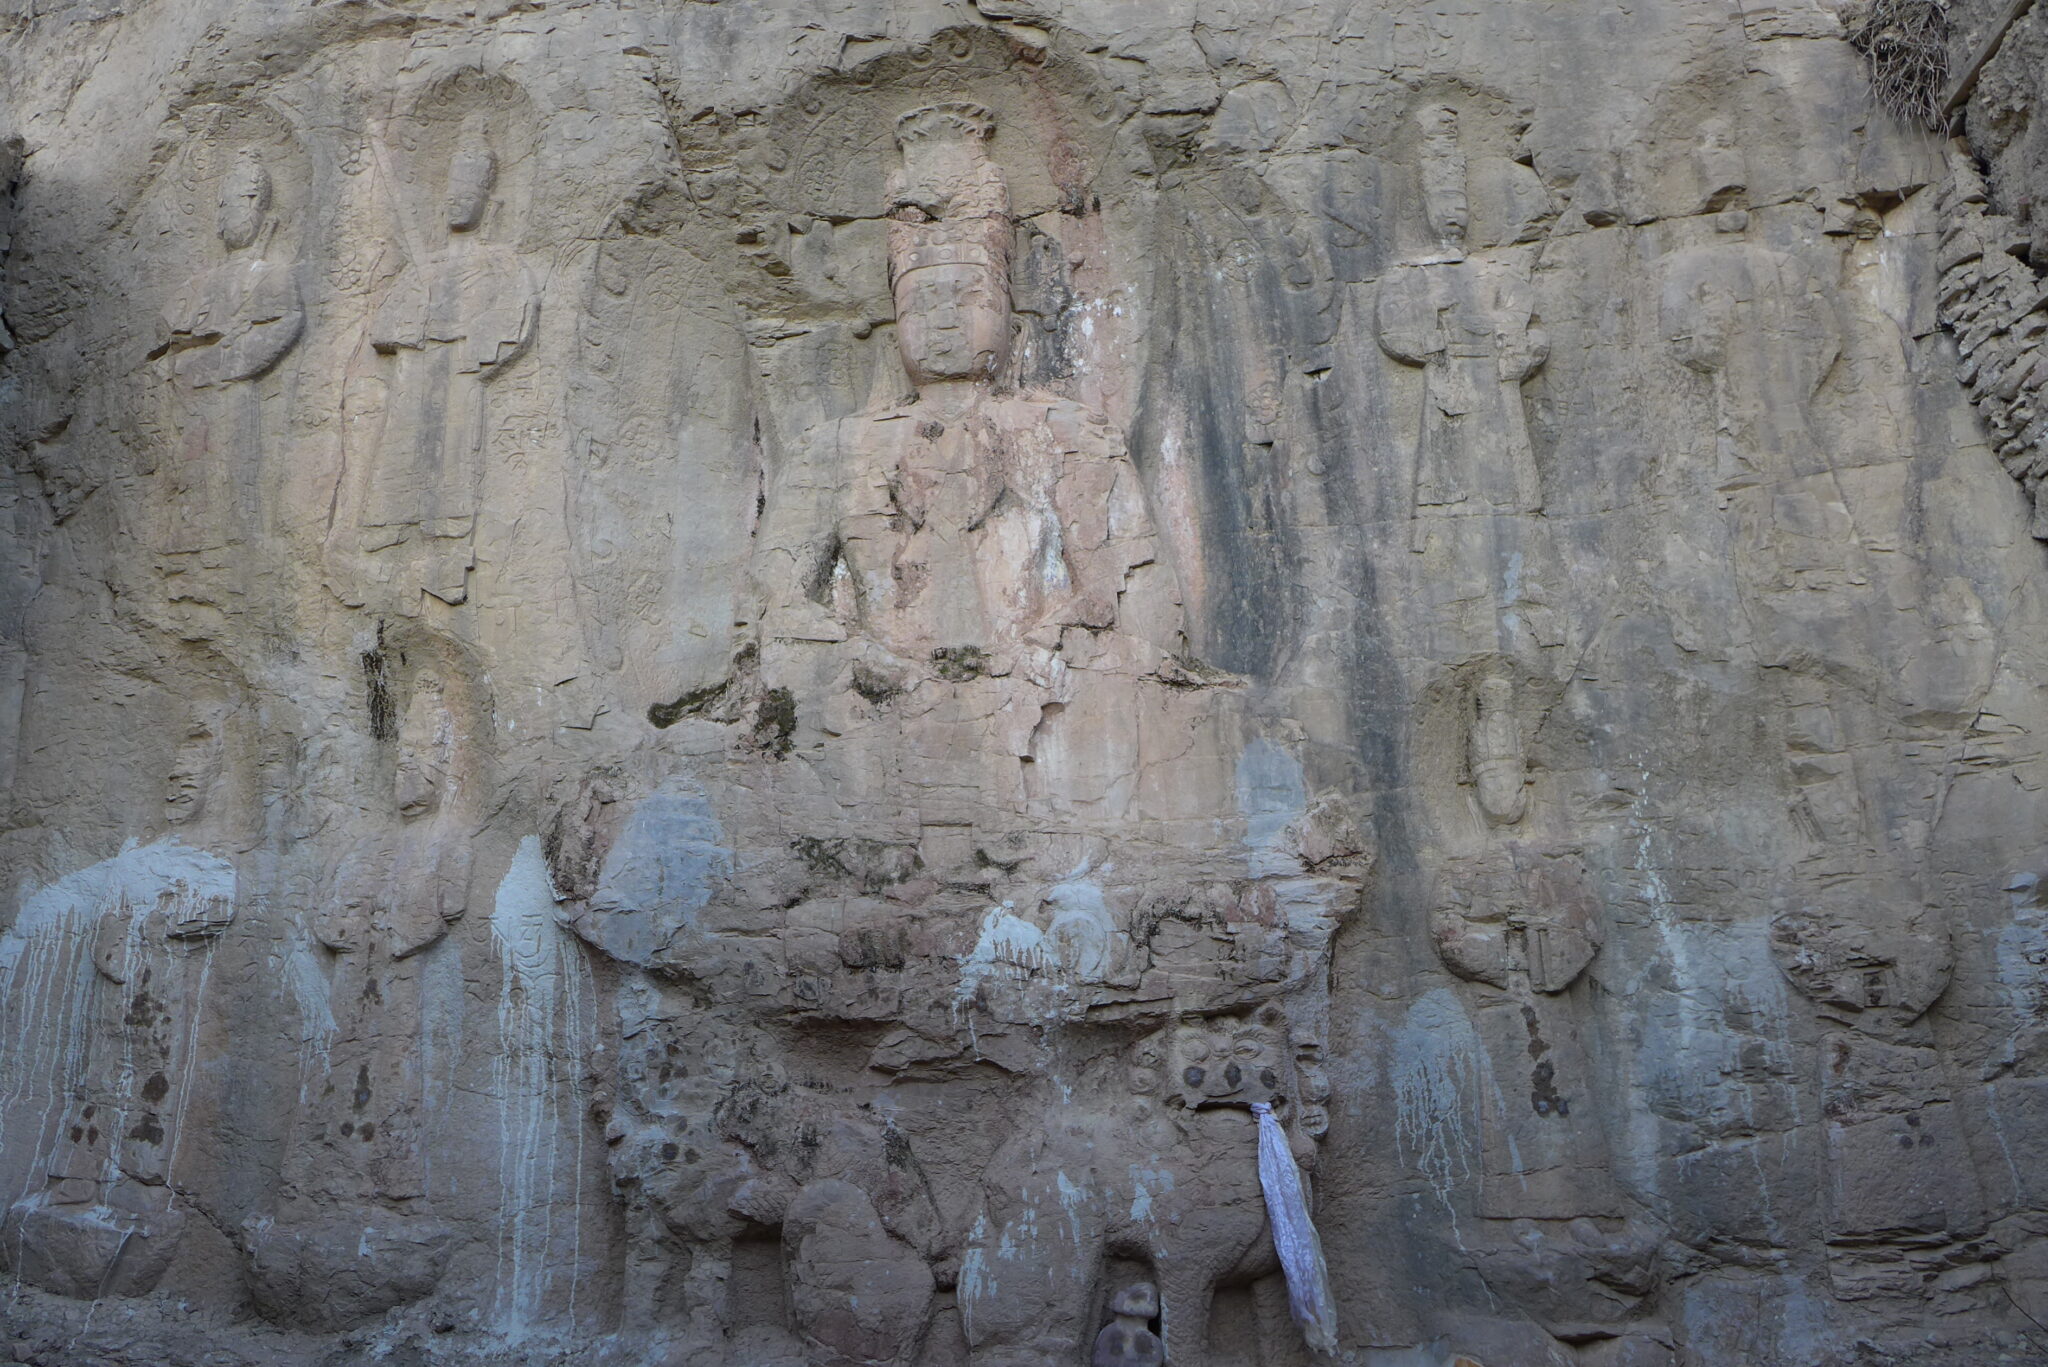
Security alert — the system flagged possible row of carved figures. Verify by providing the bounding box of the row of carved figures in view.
[144,86,1869,634]
[145,93,1568,618]
[156,121,534,613]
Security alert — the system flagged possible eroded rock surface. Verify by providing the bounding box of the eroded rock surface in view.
[0,2,2046,1365]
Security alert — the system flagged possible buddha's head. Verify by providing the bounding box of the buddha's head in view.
[887,102,1011,387]
[1109,1282,1159,1320]
[1420,105,1469,255]
[218,150,272,252]
[446,118,499,233]
[1693,115,1747,213]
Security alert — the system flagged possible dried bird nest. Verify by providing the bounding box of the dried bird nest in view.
[1843,0,1952,129]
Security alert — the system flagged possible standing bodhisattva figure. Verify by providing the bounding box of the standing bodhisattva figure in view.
[158,149,304,572]
[1377,106,1548,546]
[342,116,535,610]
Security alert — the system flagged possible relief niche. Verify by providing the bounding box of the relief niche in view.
[329,82,538,614]
[756,98,1178,712]
[243,643,490,1331]
[1376,104,1549,550]
[556,57,1366,1367]
[145,106,309,620]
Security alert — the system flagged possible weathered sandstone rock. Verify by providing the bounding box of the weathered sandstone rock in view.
[0,2,2045,1364]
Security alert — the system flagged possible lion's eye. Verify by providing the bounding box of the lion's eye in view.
[1181,1039,1209,1063]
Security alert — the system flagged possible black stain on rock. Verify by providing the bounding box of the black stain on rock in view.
[1524,1003,1568,1116]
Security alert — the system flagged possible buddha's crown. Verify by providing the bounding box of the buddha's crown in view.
[895,101,996,149]
[892,230,1006,276]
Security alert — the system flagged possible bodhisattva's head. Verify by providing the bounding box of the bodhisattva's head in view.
[1419,105,1469,256]
[888,102,1011,387]
[395,674,453,818]
[218,151,272,252]
[446,120,499,233]
[1693,115,1747,212]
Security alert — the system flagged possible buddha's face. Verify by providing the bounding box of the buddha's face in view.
[218,159,270,252]
[898,136,982,206]
[886,106,1010,388]
[1420,106,1469,252]
[394,681,452,818]
[1427,180,1470,252]
[892,251,1010,385]
[1664,275,1736,375]
[1476,675,1515,720]
[446,144,497,232]
[1693,117,1747,210]
[1109,1282,1159,1319]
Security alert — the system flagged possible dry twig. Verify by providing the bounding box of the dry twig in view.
[1844,0,1952,128]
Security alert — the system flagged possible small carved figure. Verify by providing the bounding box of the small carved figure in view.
[1377,107,1548,543]
[157,148,304,563]
[1468,674,1531,825]
[1092,1282,1165,1367]
[1656,214,1839,485]
[344,115,536,608]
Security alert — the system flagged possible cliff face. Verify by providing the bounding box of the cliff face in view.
[1951,0,2048,253]
[0,3,2044,1365]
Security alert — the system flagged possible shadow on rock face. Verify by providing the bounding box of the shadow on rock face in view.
[240,1213,455,1332]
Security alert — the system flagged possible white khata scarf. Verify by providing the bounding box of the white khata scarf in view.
[1253,1100,1340,1355]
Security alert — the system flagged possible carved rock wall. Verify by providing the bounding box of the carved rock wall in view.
[0,2,2045,1366]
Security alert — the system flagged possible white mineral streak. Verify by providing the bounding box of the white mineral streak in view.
[1390,987,1485,1220]
[0,841,234,1224]
[3,1,2048,1360]
[488,836,588,1333]
[0,867,102,1230]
